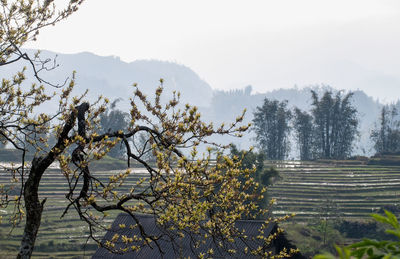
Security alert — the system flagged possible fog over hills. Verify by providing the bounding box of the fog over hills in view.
[0,50,395,157]
[0,50,213,109]
[279,59,400,103]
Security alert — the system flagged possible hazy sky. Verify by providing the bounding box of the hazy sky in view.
[27,0,400,102]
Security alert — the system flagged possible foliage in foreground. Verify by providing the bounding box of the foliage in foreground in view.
[314,210,400,259]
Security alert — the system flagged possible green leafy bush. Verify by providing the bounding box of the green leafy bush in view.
[284,223,344,258]
[334,220,378,239]
[314,210,400,259]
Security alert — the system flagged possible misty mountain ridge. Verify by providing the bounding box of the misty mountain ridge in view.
[0,50,213,109]
[257,58,400,104]
[0,50,395,157]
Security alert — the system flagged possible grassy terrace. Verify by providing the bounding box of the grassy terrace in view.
[0,167,150,258]
[267,161,400,221]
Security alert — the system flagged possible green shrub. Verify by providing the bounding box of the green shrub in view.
[315,210,400,259]
[284,223,344,258]
[334,220,378,239]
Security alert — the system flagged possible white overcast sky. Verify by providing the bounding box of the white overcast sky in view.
[27,0,400,102]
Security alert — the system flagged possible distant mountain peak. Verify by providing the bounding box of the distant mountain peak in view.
[1,49,214,108]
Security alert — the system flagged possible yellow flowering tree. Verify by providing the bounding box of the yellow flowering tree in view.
[1,1,296,258]
[63,84,295,257]
[1,0,84,257]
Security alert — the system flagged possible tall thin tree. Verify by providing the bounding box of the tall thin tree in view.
[253,98,292,160]
[293,108,314,160]
[371,105,400,154]
[310,90,358,159]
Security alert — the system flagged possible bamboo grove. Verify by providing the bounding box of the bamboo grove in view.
[253,91,359,160]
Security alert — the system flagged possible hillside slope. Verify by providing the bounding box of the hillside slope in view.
[0,50,213,109]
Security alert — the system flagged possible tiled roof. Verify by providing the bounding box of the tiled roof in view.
[92,213,278,259]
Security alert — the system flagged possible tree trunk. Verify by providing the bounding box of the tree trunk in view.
[16,103,89,258]
[17,157,47,259]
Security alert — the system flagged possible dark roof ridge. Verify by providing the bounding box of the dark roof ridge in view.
[115,212,275,223]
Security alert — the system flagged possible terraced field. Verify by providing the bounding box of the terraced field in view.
[0,167,151,258]
[1,161,400,257]
[267,161,400,221]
